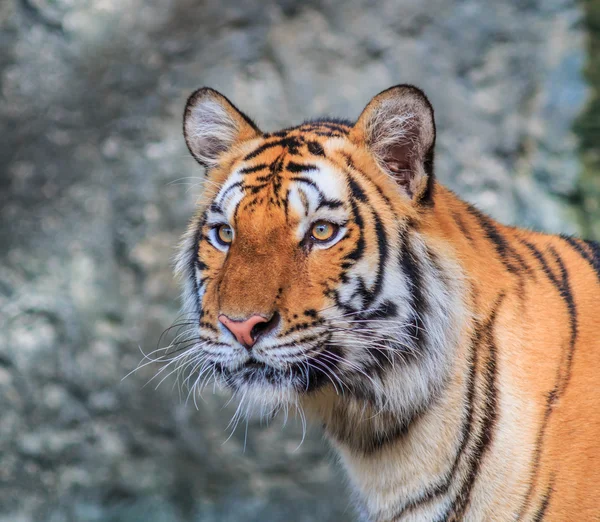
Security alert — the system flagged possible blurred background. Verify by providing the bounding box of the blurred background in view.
[1,0,599,520]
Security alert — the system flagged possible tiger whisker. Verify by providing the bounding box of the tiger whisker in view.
[303,355,347,396]
[152,349,209,390]
[318,350,383,394]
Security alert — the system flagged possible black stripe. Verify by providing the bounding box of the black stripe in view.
[328,287,359,315]
[398,232,428,355]
[287,161,318,173]
[216,181,244,206]
[350,277,370,309]
[316,198,344,210]
[442,293,504,521]
[282,189,290,221]
[561,235,600,284]
[209,202,222,213]
[307,141,326,156]
[289,176,320,190]
[419,146,436,206]
[232,199,243,225]
[342,161,400,327]
[247,183,269,194]
[520,239,578,391]
[466,204,531,276]
[253,162,273,181]
[547,245,578,392]
[516,388,557,521]
[359,224,394,374]
[239,163,268,174]
[274,333,325,350]
[191,212,208,313]
[281,320,324,335]
[516,245,577,520]
[452,211,473,242]
[531,477,554,522]
[347,175,368,202]
[393,343,474,516]
[344,174,389,308]
[365,209,388,307]
[363,420,412,452]
[244,141,281,160]
[341,153,394,210]
[343,193,366,263]
[302,339,340,392]
[358,300,398,321]
[243,136,303,161]
[391,294,490,519]
[198,321,218,332]
[323,408,414,454]
[519,239,561,289]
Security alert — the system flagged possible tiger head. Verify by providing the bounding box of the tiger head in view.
[176,85,465,423]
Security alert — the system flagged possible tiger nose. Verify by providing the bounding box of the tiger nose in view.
[218,313,280,349]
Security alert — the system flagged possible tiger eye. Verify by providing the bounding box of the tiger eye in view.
[217,224,234,244]
[311,221,337,242]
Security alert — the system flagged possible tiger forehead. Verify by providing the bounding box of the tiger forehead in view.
[209,122,353,221]
[263,119,352,140]
[241,120,351,165]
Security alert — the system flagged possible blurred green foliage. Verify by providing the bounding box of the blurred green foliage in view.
[575,0,600,239]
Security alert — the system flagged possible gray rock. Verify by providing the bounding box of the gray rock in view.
[0,0,589,520]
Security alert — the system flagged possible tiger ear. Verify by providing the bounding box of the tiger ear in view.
[183,87,261,170]
[351,85,436,204]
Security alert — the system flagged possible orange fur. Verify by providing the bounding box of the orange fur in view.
[177,86,600,521]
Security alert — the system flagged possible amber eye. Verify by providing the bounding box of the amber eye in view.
[311,221,338,243]
[216,224,234,245]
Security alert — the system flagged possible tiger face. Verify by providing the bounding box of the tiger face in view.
[176,86,464,419]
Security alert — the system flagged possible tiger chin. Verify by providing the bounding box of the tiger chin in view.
[173,84,600,521]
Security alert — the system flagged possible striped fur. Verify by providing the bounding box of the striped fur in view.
[174,86,600,521]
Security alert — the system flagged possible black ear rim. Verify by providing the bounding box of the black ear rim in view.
[420,144,435,206]
[365,83,437,206]
[182,87,261,168]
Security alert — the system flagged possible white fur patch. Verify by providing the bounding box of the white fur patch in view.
[287,165,349,241]
[367,103,415,167]
[185,98,240,169]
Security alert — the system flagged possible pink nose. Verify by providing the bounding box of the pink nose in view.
[218,314,273,348]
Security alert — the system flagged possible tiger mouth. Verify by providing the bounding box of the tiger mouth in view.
[241,357,268,371]
[218,358,287,386]
[214,338,339,392]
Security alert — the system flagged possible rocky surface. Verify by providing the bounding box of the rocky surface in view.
[0,0,590,520]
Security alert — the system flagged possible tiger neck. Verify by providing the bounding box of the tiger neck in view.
[302,188,512,521]
[315,355,471,521]
[304,334,473,522]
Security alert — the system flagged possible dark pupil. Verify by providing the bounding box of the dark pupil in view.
[317,225,326,234]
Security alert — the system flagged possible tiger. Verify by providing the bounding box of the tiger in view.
[174,84,600,521]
